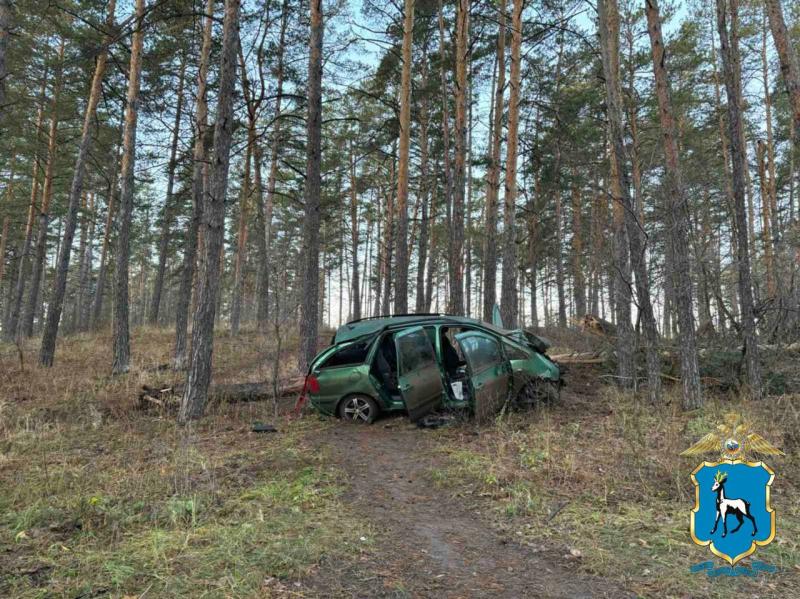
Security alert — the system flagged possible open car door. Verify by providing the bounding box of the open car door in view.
[455,331,512,424]
[395,326,444,421]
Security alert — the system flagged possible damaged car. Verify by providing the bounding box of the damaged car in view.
[299,313,562,424]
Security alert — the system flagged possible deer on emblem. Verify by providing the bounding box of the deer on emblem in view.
[710,471,757,537]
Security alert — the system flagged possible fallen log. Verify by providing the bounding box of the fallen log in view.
[549,351,606,364]
[138,377,305,410]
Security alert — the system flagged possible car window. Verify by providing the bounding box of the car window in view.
[503,340,529,361]
[397,328,436,375]
[321,341,370,369]
[460,335,503,374]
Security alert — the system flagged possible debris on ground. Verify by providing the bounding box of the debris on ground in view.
[138,377,304,411]
[416,413,456,429]
[251,422,278,433]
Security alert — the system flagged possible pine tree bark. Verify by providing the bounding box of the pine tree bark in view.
[298,0,324,371]
[600,0,662,397]
[766,0,800,136]
[349,141,361,320]
[179,0,240,421]
[0,0,10,118]
[256,0,290,329]
[230,129,252,335]
[551,33,567,329]
[393,0,415,314]
[716,0,762,398]
[645,0,702,409]
[5,70,45,339]
[484,1,505,322]
[0,216,7,287]
[761,10,779,241]
[382,162,395,316]
[756,140,776,298]
[570,167,585,319]
[24,38,66,339]
[40,2,116,365]
[0,161,14,292]
[70,192,89,331]
[415,46,431,314]
[174,0,214,369]
[449,0,468,315]
[149,56,186,326]
[500,0,522,327]
[111,0,146,374]
[77,191,96,331]
[91,151,120,329]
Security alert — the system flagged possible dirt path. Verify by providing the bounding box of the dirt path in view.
[303,418,633,598]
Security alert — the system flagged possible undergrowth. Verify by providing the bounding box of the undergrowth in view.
[0,328,368,597]
[429,373,800,599]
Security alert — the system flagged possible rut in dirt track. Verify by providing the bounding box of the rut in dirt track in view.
[305,419,633,598]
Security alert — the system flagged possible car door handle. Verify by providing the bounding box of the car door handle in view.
[400,383,412,392]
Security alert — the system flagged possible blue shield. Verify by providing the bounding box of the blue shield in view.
[691,460,775,564]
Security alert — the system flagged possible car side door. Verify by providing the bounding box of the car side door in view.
[395,326,445,421]
[455,331,512,423]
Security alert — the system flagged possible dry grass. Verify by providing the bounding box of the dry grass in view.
[428,365,800,598]
[0,327,369,598]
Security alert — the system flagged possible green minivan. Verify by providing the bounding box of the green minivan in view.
[299,314,561,424]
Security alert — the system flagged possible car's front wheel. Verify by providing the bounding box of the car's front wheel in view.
[338,394,378,424]
[515,379,559,408]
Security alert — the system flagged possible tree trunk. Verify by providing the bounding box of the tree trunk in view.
[716,0,762,398]
[766,0,800,137]
[70,192,89,331]
[5,70,46,339]
[761,9,779,241]
[256,0,289,329]
[449,0,468,315]
[174,0,214,369]
[349,141,361,320]
[425,161,438,311]
[0,0,10,118]
[77,191,96,331]
[91,157,119,328]
[645,0,702,409]
[393,0,414,314]
[40,2,115,365]
[297,0,324,371]
[484,2,505,322]
[149,55,186,326]
[24,38,66,339]
[382,162,395,316]
[756,140,776,298]
[598,1,636,392]
[179,0,240,422]
[0,216,7,292]
[112,0,146,374]
[500,0,522,328]
[229,130,252,335]
[570,167,585,319]
[601,0,662,402]
[415,44,431,314]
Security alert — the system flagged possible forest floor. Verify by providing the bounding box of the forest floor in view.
[1,327,799,598]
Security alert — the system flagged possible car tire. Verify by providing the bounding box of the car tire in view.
[338,394,379,424]
[515,380,559,409]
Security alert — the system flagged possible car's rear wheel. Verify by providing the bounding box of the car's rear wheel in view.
[338,394,378,424]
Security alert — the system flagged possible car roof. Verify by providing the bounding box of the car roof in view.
[333,313,512,344]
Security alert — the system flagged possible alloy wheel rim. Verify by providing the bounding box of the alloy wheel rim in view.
[343,397,371,422]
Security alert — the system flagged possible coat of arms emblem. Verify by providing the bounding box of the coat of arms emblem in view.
[682,414,783,565]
